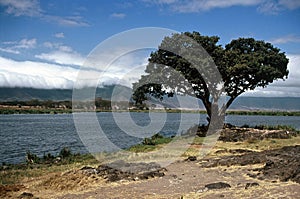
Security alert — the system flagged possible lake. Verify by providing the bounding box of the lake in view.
[0,112,299,164]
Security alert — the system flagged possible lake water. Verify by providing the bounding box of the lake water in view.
[0,112,299,164]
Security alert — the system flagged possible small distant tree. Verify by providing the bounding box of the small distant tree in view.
[132,32,289,125]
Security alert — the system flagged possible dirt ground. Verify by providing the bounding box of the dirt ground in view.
[2,146,300,199]
[1,127,299,199]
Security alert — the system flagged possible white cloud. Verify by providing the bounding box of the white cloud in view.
[0,0,89,27]
[35,43,85,66]
[80,48,149,88]
[176,0,260,12]
[47,15,89,27]
[0,38,37,54]
[16,38,37,49]
[256,0,300,14]
[0,47,20,54]
[0,53,146,89]
[144,0,261,13]
[54,32,65,38]
[257,1,281,14]
[0,0,42,16]
[270,35,300,44]
[242,54,300,97]
[278,0,300,9]
[110,13,126,19]
[0,56,78,89]
[144,0,300,13]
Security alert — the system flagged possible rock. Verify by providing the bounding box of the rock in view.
[229,149,253,154]
[201,145,300,184]
[245,182,259,189]
[17,192,34,198]
[204,182,231,190]
[186,156,197,161]
[258,146,300,183]
[95,160,166,182]
[218,127,298,142]
[80,166,97,176]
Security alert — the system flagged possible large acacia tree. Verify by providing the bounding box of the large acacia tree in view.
[132,32,289,124]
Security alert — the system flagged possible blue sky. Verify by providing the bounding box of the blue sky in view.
[0,0,300,97]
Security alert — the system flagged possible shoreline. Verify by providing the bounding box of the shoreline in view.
[0,107,300,116]
[2,124,299,166]
[1,128,299,198]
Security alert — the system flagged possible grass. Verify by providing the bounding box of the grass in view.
[127,133,173,153]
[207,135,300,158]
[0,150,98,185]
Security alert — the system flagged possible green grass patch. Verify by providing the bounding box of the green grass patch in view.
[127,133,173,153]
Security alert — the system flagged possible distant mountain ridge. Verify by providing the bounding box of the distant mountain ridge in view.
[229,97,300,111]
[0,86,299,111]
[0,85,131,101]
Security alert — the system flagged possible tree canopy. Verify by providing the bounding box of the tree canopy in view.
[132,31,289,124]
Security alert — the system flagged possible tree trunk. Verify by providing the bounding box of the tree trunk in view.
[201,99,225,135]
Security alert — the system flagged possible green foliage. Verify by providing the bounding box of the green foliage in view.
[128,133,173,153]
[252,125,297,131]
[132,31,289,120]
[142,133,172,145]
[26,151,40,164]
[43,153,55,161]
[227,110,300,116]
[127,144,156,153]
[59,147,72,158]
[22,147,83,166]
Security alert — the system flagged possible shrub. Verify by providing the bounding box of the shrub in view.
[59,147,72,158]
[26,151,40,164]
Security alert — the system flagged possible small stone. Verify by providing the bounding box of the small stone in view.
[186,156,197,161]
[245,182,259,189]
[197,187,208,193]
[18,192,34,198]
[205,182,231,190]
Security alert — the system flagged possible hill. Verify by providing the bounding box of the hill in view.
[0,85,131,101]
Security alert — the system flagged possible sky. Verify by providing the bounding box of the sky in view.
[0,0,300,97]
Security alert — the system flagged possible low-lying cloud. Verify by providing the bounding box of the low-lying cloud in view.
[0,53,299,97]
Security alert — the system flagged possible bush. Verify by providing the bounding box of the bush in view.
[141,133,172,146]
[43,153,55,161]
[253,125,296,131]
[26,151,40,164]
[59,147,72,158]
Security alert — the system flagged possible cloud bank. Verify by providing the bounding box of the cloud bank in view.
[0,56,78,89]
[0,52,299,97]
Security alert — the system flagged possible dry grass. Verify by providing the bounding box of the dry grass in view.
[1,133,299,198]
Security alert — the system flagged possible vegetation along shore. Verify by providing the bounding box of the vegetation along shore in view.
[1,102,300,116]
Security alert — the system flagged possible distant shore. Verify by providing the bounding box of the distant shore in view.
[0,106,300,116]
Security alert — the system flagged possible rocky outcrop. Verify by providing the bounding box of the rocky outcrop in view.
[201,145,300,184]
[219,127,298,142]
[81,160,166,182]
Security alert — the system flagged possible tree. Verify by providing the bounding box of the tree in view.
[132,32,289,125]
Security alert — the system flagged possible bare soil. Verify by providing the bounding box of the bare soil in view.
[1,128,300,199]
